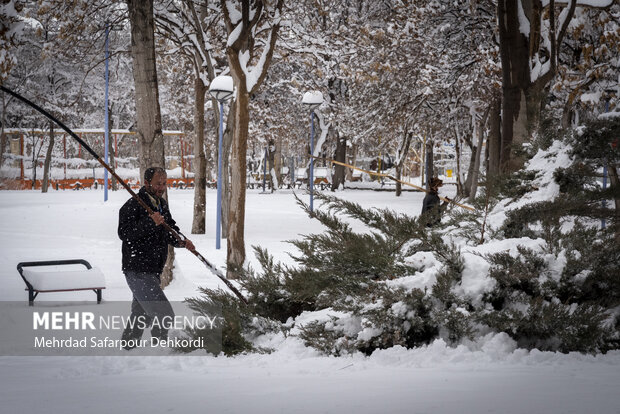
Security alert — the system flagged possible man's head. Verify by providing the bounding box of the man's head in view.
[429,177,443,191]
[144,167,167,198]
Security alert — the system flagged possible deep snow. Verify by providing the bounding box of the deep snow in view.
[0,186,619,414]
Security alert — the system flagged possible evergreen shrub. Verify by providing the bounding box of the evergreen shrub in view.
[182,120,619,355]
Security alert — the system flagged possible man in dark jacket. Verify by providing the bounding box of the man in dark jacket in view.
[421,177,448,227]
[118,167,195,349]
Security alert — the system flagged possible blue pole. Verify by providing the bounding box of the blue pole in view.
[216,101,224,250]
[103,25,110,202]
[602,98,610,230]
[309,111,315,212]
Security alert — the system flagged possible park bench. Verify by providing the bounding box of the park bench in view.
[17,259,106,306]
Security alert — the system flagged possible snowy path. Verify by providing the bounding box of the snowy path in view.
[2,347,619,414]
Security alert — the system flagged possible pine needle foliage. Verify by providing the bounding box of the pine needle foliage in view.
[479,232,619,352]
[503,117,620,237]
[183,287,279,356]
[570,117,620,163]
[182,192,467,355]
[485,246,549,302]
[428,120,619,353]
[446,188,501,245]
[284,193,474,352]
[287,193,430,315]
[480,295,611,353]
[556,224,620,308]
[495,170,539,199]
[240,247,312,322]
[299,286,438,355]
[297,318,356,356]
[285,193,426,305]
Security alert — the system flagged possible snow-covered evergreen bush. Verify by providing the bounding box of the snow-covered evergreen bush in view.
[479,117,619,352]
[183,118,619,355]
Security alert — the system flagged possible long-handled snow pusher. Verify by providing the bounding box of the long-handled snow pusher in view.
[1,85,248,305]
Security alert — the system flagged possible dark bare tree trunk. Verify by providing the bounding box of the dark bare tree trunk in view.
[274,135,282,186]
[0,91,7,167]
[127,0,173,287]
[155,0,217,235]
[395,165,402,196]
[226,85,249,277]
[462,142,476,199]
[221,0,283,278]
[466,107,491,202]
[127,0,165,181]
[498,0,579,172]
[461,125,477,199]
[497,0,530,172]
[267,139,277,191]
[31,140,37,189]
[346,142,358,182]
[41,121,54,193]
[0,131,6,168]
[487,96,502,176]
[454,128,464,196]
[331,129,346,191]
[425,141,434,190]
[31,137,44,189]
[221,100,234,239]
[469,113,488,203]
[192,78,207,234]
[394,128,413,197]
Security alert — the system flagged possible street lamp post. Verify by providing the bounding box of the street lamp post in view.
[103,24,111,202]
[103,24,121,201]
[209,75,234,250]
[302,91,323,212]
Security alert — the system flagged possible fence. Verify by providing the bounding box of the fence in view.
[1,128,190,189]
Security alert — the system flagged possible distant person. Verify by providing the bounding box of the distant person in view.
[118,166,195,349]
[421,177,449,227]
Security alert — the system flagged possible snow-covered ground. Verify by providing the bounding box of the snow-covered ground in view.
[1,187,619,414]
